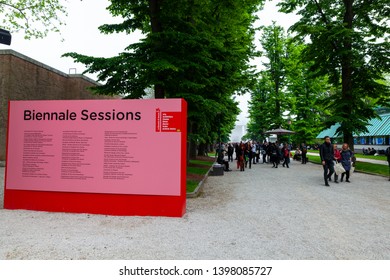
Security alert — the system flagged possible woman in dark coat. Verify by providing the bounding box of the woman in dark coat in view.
[282,143,290,168]
[236,142,245,171]
[269,143,280,168]
[340,143,353,182]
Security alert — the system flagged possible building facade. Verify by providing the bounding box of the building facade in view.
[0,49,113,161]
[316,110,390,152]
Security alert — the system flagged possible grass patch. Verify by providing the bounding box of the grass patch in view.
[308,149,387,160]
[354,162,389,176]
[355,154,387,160]
[186,158,214,193]
[187,166,209,175]
[186,180,199,193]
[190,159,215,166]
[307,155,389,177]
[307,154,321,164]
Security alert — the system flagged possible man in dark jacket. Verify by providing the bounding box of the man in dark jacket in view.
[319,136,335,186]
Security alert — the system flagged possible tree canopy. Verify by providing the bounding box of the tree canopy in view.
[278,0,390,149]
[247,23,329,144]
[0,0,67,39]
[64,0,264,156]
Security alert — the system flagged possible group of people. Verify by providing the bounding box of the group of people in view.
[217,136,390,184]
[217,140,305,171]
[292,146,308,164]
[319,136,355,186]
[362,147,377,155]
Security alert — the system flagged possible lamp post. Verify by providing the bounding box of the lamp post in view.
[287,119,292,146]
[217,112,222,158]
[216,112,222,157]
[218,125,221,153]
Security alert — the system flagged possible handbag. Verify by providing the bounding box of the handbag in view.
[334,162,346,175]
[350,165,355,175]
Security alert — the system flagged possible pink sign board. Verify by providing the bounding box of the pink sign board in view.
[5,99,185,197]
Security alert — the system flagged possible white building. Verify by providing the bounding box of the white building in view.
[229,124,247,143]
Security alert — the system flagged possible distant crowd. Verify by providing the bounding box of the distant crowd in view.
[215,138,390,183]
[216,141,309,172]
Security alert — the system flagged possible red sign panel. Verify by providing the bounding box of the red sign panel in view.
[4,99,187,217]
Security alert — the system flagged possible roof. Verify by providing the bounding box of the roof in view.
[368,113,390,136]
[316,113,390,139]
[354,113,390,137]
[316,123,341,139]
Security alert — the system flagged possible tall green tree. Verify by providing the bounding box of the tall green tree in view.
[246,75,275,141]
[279,0,390,149]
[64,0,263,158]
[285,41,330,145]
[247,23,330,144]
[247,23,293,141]
[0,0,67,39]
[259,23,290,130]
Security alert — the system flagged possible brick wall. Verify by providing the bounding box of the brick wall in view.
[0,50,115,161]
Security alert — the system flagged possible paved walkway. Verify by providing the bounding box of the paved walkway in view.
[0,160,389,259]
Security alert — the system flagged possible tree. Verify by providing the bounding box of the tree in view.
[284,41,330,145]
[247,23,292,142]
[247,23,330,145]
[64,0,263,158]
[260,23,290,130]
[279,0,390,150]
[246,75,275,141]
[0,0,67,39]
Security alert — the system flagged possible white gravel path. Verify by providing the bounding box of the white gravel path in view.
[0,160,389,260]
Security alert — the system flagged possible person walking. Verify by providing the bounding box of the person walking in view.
[236,142,246,171]
[262,142,268,163]
[333,144,341,183]
[251,141,257,165]
[301,143,308,164]
[253,141,259,164]
[319,136,335,187]
[245,142,252,169]
[270,143,280,168]
[340,143,353,183]
[282,143,290,168]
[227,143,234,162]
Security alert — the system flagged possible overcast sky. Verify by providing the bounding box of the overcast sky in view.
[0,0,299,125]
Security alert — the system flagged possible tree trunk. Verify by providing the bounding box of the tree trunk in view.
[341,0,354,150]
[343,130,354,151]
[189,140,197,160]
[197,143,207,156]
[187,121,197,160]
[149,0,165,99]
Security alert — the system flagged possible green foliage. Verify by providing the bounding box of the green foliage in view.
[247,23,329,144]
[247,23,291,141]
[0,0,67,39]
[278,0,390,148]
[64,0,264,148]
[186,158,213,193]
[285,41,330,144]
[186,180,198,193]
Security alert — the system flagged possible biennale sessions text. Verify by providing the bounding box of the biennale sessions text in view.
[23,109,142,121]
